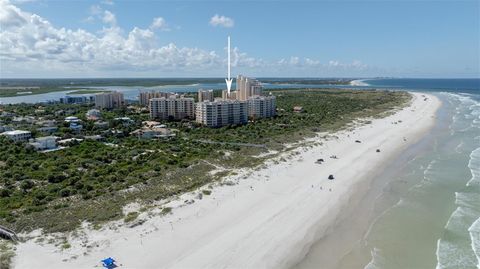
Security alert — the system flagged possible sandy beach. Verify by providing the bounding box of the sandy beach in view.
[349,79,369,86]
[13,92,441,269]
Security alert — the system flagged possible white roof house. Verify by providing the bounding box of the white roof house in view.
[65,116,80,123]
[28,136,58,151]
[1,130,32,142]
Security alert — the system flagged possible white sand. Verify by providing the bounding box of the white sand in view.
[349,79,369,86]
[13,92,441,269]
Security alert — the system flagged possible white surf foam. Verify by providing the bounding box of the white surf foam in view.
[436,147,480,269]
[364,247,384,269]
[468,217,480,269]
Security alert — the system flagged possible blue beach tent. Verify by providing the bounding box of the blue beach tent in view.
[101,257,117,269]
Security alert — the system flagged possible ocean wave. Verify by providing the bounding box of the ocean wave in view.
[465,147,480,268]
[468,217,480,268]
[467,147,480,187]
[448,93,480,132]
[455,192,480,210]
[436,205,479,269]
[443,92,479,111]
[403,159,440,194]
[364,247,384,269]
[436,147,480,269]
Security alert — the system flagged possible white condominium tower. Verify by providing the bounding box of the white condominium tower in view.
[95,91,125,109]
[149,96,195,120]
[198,89,214,102]
[196,100,248,127]
[221,89,237,100]
[236,75,263,101]
[247,95,276,119]
[139,91,177,106]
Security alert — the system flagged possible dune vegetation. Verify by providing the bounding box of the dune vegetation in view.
[0,89,410,233]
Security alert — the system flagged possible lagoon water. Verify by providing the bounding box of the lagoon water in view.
[0,81,363,105]
[296,79,480,269]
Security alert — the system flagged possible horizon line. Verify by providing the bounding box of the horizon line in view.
[1,77,479,80]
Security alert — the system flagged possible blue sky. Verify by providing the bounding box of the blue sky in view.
[0,0,478,78]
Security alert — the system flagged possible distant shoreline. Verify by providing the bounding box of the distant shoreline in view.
[349,79,370,86]
[66,90,111,95]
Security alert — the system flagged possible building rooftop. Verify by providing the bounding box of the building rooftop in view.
[2,130,31,135]
[35,136,58,141]
[202,99,247,105]
[114,117,133,121]
[58,138,83,144]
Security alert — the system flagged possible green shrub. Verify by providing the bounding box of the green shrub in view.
[124,211,139,223]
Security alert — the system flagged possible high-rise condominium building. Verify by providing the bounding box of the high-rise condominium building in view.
[195,100,248,127]
[149,96,195,120]
[95,91,125,109]
[60,96,92,104]
[221,90,237,100]
[139,91,177,106]
[198,89,214,102]
[247,95,277,119]
[236,75,263,101]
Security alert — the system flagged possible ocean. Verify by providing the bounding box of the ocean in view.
[295,78,480,269]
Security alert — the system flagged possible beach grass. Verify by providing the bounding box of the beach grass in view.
[0,241,15,269]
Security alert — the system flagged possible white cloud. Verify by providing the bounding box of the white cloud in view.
[150,17,170,31]
[0,0,27,28]
[277,58,286,65]
[0,0,372,77]
[82,15,95,23]
[231,47,264,68]
[328,59,368,70]
[305,58,320,66]
[209,14,234,28]
[289,56,300,66]
[0,0,221,75]
[90,5,102,15]
[82,5,103,24]
[11,0,37,3]
[102,10,116,25]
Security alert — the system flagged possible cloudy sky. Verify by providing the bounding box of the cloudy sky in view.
[0,0,478,78]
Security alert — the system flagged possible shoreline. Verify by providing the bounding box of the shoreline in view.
[295,92,448,268]
[13,92,441,269]
[349,79,370,86]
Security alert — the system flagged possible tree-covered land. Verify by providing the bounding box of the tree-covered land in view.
[0,89,410,233]
[0,77,354,97]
